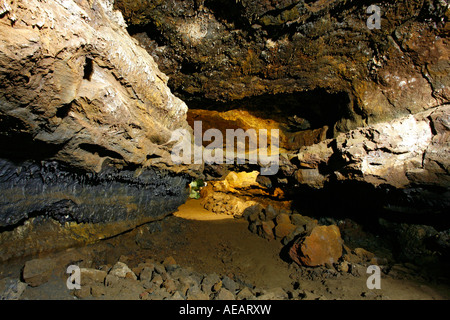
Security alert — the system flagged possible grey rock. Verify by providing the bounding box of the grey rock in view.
[139,267,154,282]
[221,276,237,294]
[0,278,27,300]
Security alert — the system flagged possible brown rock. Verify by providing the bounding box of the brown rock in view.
[274,223,296,239]
[80,268,107,286]
[90,284,106,298]
[22,258,56,287]
[163,278,177,293]
[353,248,376,262]
[275,213,291,225]
[74,285,91,299]
[260,221,275,240]
[289,225,344,267]
[212,280,222,293]
[291,214,318,233]
[140,291,151,300]
[139,267,154,282]
[163,256,177,267]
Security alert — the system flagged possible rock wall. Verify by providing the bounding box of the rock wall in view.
[293,105,450,214]
[0,0,198,260]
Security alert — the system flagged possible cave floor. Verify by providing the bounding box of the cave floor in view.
[1,199,449,300]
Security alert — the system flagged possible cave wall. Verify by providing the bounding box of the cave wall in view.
[0,0,198,260]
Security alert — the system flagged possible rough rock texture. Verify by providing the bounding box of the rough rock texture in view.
[294,105,450,214]
[289,225,344,267]
[0,0,192,171]
[117,0,449,133]
[22,257,57,287]
[0,0,197,260]
[114,0,450,220]
[200,171,291,217]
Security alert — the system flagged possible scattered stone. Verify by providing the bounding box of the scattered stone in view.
[212,280,222,293]
[139,267,154,282]
[249,221,260,234]
[104,274,119,287]
[260,221,275,240]
[201,273,221,294]
[264,205,278,221]
[289,225,344,267]
[140,291,150,300]
[275,222,297,239]
[0,278,27,300]
[215,288,235,300]
[163,278,177,293]
[169,291,186,300]
[151,274,164,287]
[22,258,56,287]
[350,264,367,277]
[276,213,291,225]
[74,285,91,299]
[163,256,177,267]
[221,276,237,294]
[178,276,198,295]
[80,268,107,286]
[236,287,254,300]
[256,287,288,300]
[90,284,106,298]
[282,226,305,245]
[149,288,171,300]
[187,285,210,300]
[154,263,166,275]
[109,262,137,280]
[337,261,350,273]
[353,248,376,262]
[290,214,318,233]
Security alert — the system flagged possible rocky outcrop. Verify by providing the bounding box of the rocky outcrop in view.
[0,0,198,260]
[294,105,450,214]
[289,225,344,267]
[0,0,191,171]
[200,171,291,217]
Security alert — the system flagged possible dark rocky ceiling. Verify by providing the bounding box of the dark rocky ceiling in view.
[116,0,449,133]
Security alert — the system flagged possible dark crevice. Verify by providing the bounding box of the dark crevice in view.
[78,143,124,160]
[0,114,65,161]
[204,0,251,30]
[55,102,72,119]
[83,57,94,81]
[146,154,162,160]
[127,22,168,47]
